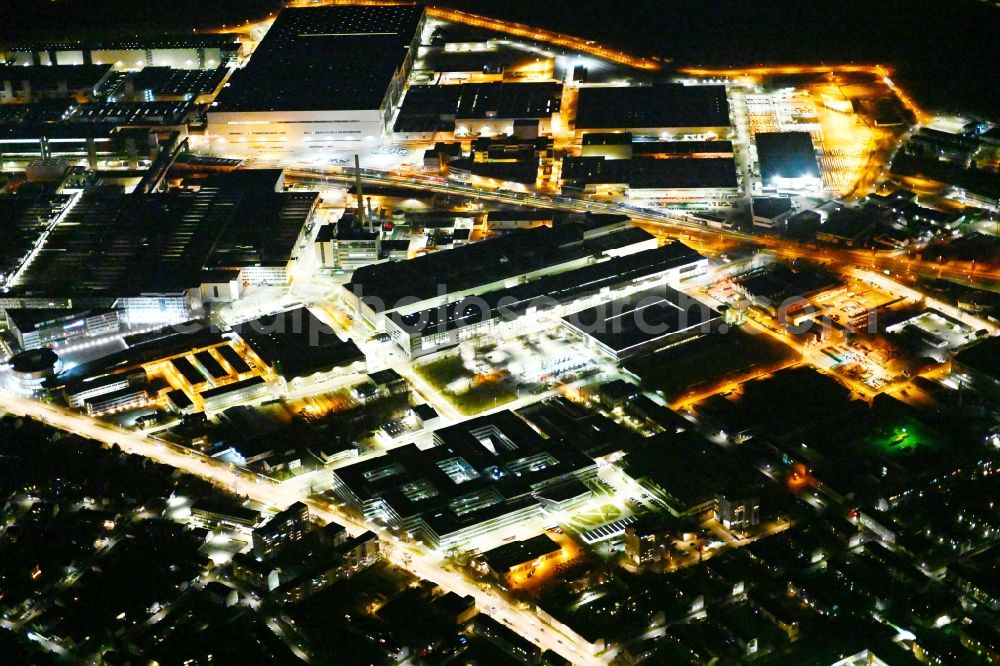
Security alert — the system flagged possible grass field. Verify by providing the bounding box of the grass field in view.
[415,355,469,391]
[415,354,518,415]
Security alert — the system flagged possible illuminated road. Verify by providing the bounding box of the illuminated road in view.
[0,392,603,664]
[274,164,1000,288]
[425,7,663,70]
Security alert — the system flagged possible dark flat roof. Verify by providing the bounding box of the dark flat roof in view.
[213,5,424,112]
[481,534,561,573]
[200,375,266,400]
[172,357,206,385]
[348,224,654,309]
[575,84,730,130]
[735,264,840,302]
[751,197,793,219]
[755,131,820,181]
[632,140,734,156]
[625,430,762,508]
[191,499,260,523]
[369,368,404,386]
[216,344,252,375]
[450,157,540,184]
[485,208,554,222]
[11,35,239,51]
[396,243,705,336]
[395,81,562,129]
[194,350,228,380]
[235,307,363,379]
[68,101,193,125]
[563,156,738,190]
[0,191,73,279]
[65,372,137,397]
[166,388,193,410]
[955,336,1000,381]
[108,66,226,99]
[563,284,718,355]
[582,132,633,146]
[11,172,314,298]
[10,348,59,374]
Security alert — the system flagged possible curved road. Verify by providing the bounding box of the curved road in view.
[0,392,603,664]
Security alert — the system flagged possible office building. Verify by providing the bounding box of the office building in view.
[64,371,147,409]
[624,515,689,567]
[751,197,794,229]
[84,386,150,415]
[208,5,426,151]
[393,81,563,140]
[199,376,271,413]
[233,307,366,388]
[5,307,122,351]
[331,411,598,550]
[190,499,262,529]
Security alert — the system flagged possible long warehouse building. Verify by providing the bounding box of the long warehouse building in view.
[208,4,426,151]
[386,242,707,358]
[342,222,658,330]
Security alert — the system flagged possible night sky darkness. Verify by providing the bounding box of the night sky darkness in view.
[2,0,999,115]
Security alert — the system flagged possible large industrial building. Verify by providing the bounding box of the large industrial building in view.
[392,81,564,140]
[754,131,823,193]
[0,170,316,323]
[208,5,426,151]
[574,84,731,138]
[342,222,659,336]
[54,322,276,415]
[581,134,734,161]
[562,284,721,362]
[561,156,740,204]
[623,430,763,537]
[386,243,708,359]
[233,307,366,389]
